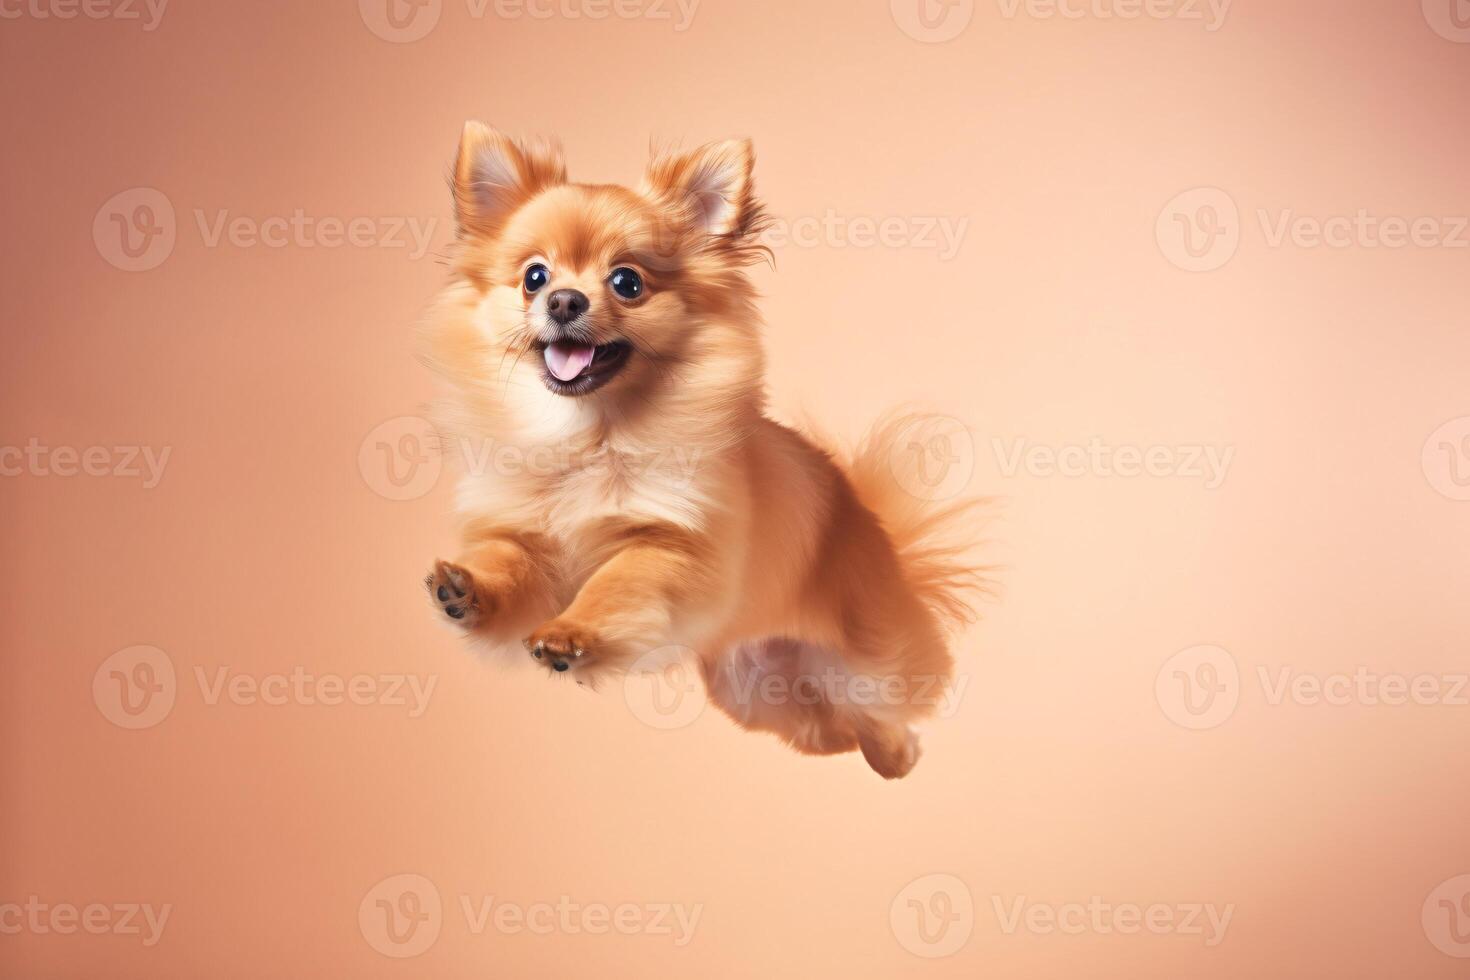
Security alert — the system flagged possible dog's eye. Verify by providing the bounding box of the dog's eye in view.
[523,263,550,293]
[609,267,643,300]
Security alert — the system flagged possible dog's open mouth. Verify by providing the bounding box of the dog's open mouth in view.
[537,338,633,396]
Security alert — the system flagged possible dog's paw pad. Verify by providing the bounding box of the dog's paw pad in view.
[426,560,480,627]
[523,623,593,674]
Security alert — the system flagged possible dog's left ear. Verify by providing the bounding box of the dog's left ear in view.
[643,139,762,245]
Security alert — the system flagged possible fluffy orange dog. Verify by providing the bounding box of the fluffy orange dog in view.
[421,123,982,778]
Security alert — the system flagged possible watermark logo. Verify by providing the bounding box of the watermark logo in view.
[93,646,176,730]
[890,873,974,957]
[1423,0,1470,42]
[1157,652,1466,725]
[360,0,699,40]
[891,0,974,42]
[363,417,706,502]
[1155,644,1239,730]
[93,188,176,272]
[94,192,439,271]
[360,416,442,501]
[360,874,443,958]
[890,414,976,502]
[623,645,707,730]
[359,878,701,948]
[1424,875,1470,957]
[1423,416,1470,502]
[359,0,442,41]
[96,649,436,726]
[1157,187,1240,272]
[1161,188,1470,270]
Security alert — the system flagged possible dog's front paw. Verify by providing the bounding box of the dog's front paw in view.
[523,619,598,673]
[425,559,486,628]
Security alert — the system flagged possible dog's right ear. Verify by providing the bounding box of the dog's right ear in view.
[452,122,567,237]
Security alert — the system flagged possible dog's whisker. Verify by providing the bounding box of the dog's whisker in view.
[618,325,693,388]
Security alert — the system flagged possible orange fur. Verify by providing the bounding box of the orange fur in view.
[419,123,986,778]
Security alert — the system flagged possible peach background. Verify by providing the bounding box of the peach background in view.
[3,1,1469,977]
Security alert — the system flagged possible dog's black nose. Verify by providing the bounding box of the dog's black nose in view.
[552,661,569,672]
[545,289,589,324]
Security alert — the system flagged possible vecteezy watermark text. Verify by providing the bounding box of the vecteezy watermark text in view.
[459,895,701,944]
[622,645,972,731]
[890,0,1230,43]
[993,437,1234,489]
[358,874,701,958]
[888,873,1233,958]
[358,0,699,43]
[1158,187,1470,272]
[194,666,436,718]
[358,415,705,503]
[995,0,1231,30]
[455,436,701,487]
[0,898,171,947]
[93,646,438,730]
[0,0,167,29]
[991,895,1233,945]
[1257,666,1470,708]
[93,188,439,272]
[194,209,436,259]
[723,666,968,716]
[478,0,699,28]
[1,439,171,488]
[1157,644,1470,730]
[760,211,970,261]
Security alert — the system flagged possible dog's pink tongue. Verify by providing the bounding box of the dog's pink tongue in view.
[545,341,595,382]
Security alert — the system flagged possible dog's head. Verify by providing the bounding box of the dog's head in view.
[428,123,770,441]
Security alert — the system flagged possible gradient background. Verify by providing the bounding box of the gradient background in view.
[3,0,1470,976]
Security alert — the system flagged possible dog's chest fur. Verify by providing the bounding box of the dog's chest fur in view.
[455,437,713,544]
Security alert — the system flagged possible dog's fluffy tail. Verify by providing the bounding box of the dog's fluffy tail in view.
[844,413,997,632]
